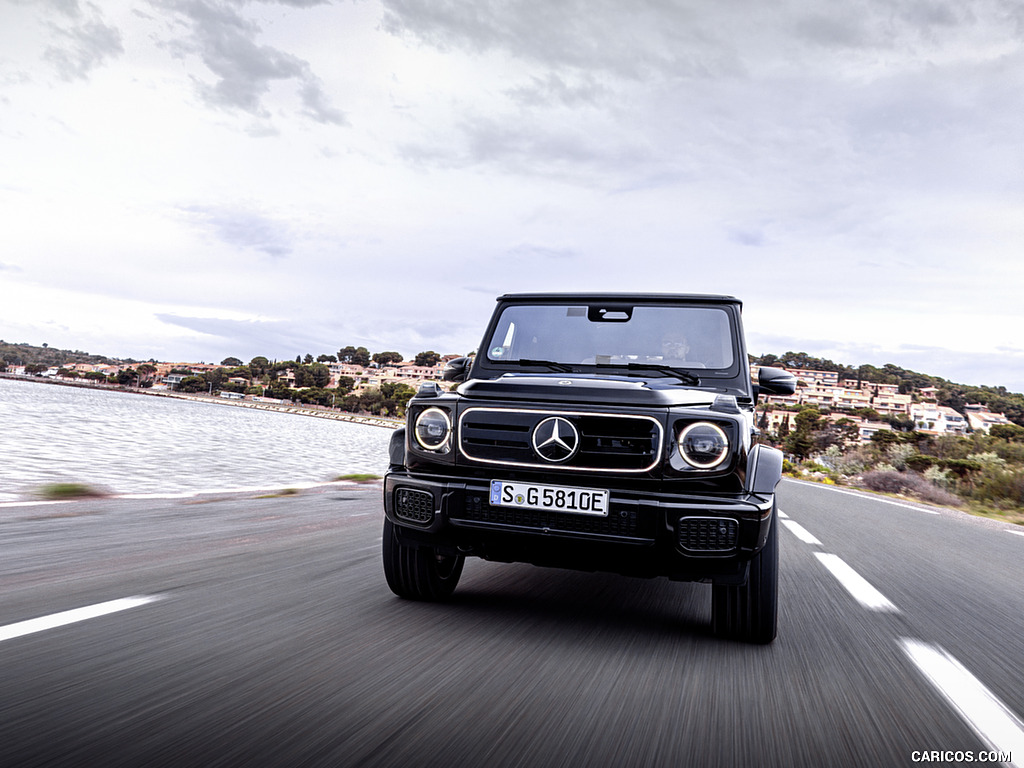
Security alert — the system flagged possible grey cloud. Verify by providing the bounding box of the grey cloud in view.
[505,243,577,261]
[299,77,348,125]
[505,72,606,108]
[728,227,768,248]
[400,113,653,181]
[43,14,124,81]
[154,314,331,360]
[40,0,82,17]
[746,332,1024,393]
[382,0,1021,85]
[379,0,709,80]
[181,205,293,258]
[154,0,346,124]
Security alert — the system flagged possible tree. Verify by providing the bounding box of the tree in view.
[784,407,822,460]
[294,366,315,389]
[176,375,207,393]
[249,356,270,376]
[310,363,331,388]
[221,357,243,367]
[373,351,404,366]
[415,350,441,367]
[339,346,371,366]
[991,424,1024,442]
[869,430,902,447]
[380,381,417,416]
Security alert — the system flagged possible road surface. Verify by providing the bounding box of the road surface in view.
[1,479,1021,767]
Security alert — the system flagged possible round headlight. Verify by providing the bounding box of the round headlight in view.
[414,407,452,451]
[678,422,729,469]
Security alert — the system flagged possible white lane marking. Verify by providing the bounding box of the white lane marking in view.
[814,553,899,612]
[777,510,790,519]
[781,519,822,546]
[0,595,163,643]
[789,481,940,514]
[902,638,1024,767]
[1008,530,1024,538]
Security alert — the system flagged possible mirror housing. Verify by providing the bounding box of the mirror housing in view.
[757,367,797,396]
[442,356,472,383]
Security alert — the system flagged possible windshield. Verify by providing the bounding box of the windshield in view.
[485,303,736,372]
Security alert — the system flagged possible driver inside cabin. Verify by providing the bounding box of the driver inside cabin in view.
[656,330,691,365]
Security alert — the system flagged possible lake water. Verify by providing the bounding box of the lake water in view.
[0,378,394,503]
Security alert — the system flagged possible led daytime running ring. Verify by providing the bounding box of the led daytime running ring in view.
[414,407,452,451]
[678,421,729,469]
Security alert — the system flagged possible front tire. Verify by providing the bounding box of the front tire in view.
[382,518,464,601]
[711,506,778,644]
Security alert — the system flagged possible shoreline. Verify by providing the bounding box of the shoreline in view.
[0,372,402,430]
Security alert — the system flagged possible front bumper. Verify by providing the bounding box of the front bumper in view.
[383,469,774,584]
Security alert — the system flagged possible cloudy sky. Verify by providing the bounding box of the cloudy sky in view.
[2,0,1023,391]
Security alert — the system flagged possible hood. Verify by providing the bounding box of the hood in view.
[457,373,725,407]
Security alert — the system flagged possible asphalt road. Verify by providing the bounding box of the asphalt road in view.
[1,480,1022,767]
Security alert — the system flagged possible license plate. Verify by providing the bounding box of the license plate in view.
[489,480,609,516]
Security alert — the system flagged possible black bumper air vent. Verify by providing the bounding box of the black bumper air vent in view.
[395,488,434,525]
[677,517,738,552]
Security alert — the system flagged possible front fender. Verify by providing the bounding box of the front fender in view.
[746,443,784,496]
[389,427,407,468]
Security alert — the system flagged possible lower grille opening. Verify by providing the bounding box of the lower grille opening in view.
[677,517,738,552]
[395,488,434,524]
[455,492,652,540]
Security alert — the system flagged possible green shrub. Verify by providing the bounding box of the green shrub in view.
[905,454,937,473]
[336,473,381,483]
[37,483,105,500]
[969,469,1024,509]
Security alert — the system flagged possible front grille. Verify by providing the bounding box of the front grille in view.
[459,408,663,472]
[453,491,653,540]
[677,517,738,552]
[394,488,434,524]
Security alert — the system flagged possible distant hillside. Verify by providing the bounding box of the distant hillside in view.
[3,340,1022,427]
[0,340,118,368]
[751,351,1024,427]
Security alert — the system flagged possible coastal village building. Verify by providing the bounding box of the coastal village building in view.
[909,403,968,435]
[964,404,1013,433]
[750,365,1008,442]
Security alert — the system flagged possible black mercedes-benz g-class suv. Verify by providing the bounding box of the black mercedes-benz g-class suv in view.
[382,293,796,643]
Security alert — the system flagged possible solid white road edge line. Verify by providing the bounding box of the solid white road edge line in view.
[781,519,822,546]
[901,638,1024,768]
[788,480,940,514]
[814,553,899,612]
[1008,530,1024,538]
[0,595,164,643]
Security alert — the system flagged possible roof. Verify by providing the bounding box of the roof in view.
[496,292,741,306]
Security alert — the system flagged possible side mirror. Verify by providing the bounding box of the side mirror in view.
[757,367,797,396]
[442,357,471,383]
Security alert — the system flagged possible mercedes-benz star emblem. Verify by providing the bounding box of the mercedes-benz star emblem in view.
[532,417,580,463]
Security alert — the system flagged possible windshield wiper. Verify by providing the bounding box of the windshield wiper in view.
[508,359,575,373]
[615,363,701,385]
